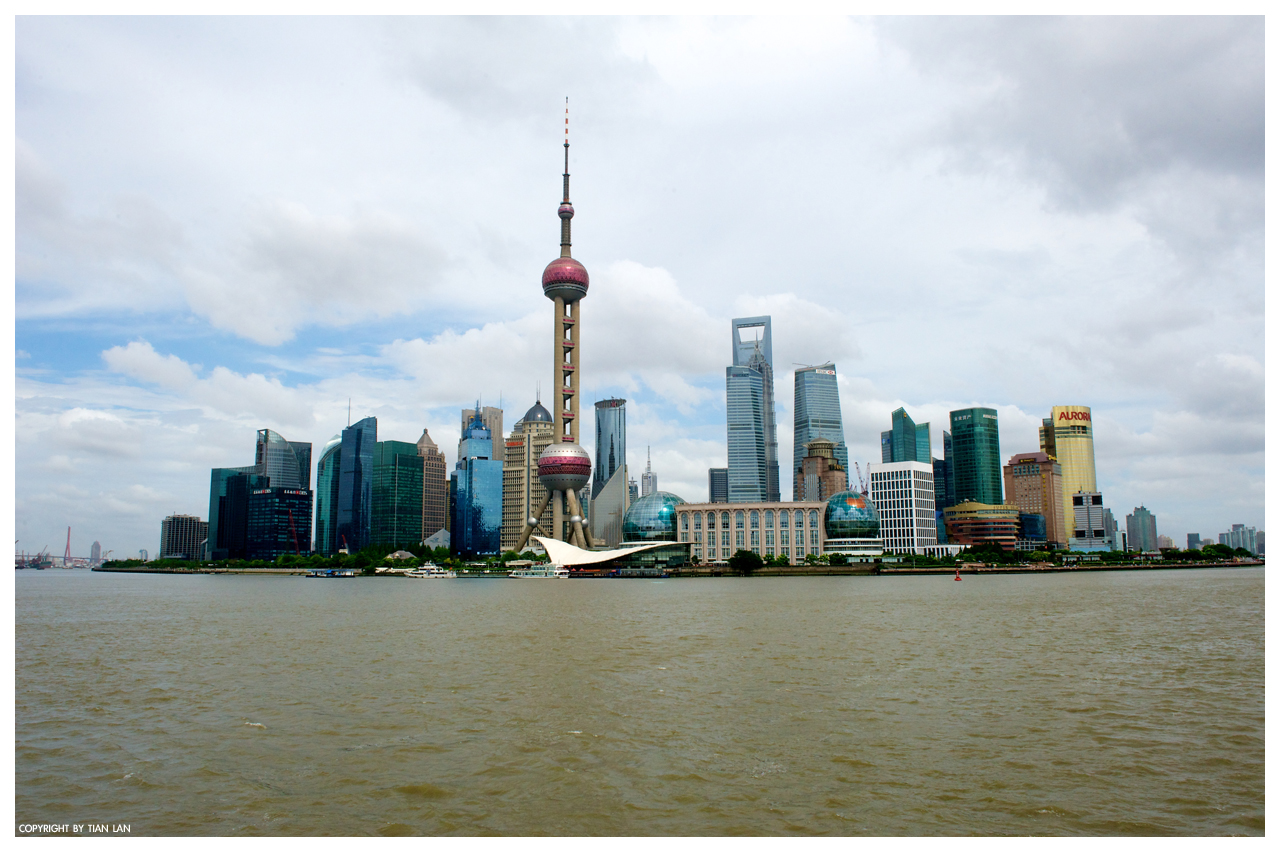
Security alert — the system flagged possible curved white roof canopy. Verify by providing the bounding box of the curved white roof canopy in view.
[532,536,677,568]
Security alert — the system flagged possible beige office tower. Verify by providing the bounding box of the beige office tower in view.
[417,429,448,540]
[1040,405,1097,542]
[501,399,556,551]
[1002,451,1066,547]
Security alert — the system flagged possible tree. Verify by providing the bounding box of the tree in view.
[1202,543,1234,560]
[828,553,849,566]
[729,549,763,576]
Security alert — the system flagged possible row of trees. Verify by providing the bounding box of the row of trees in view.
[103,542,552,573]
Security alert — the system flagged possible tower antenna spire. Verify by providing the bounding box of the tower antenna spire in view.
[560,97,572,257]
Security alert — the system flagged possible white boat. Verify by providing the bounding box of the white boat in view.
[406,564,457,579]
[508,564,570,579]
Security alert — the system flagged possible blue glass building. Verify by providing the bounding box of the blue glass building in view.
[793,363,848,500]
[727,317,779,502]
[451,408,503,557]
[933,429,955,543]
[336,416,377,554]
[726,365,768,502]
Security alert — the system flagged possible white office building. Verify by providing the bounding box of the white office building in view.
[869,461,949,556]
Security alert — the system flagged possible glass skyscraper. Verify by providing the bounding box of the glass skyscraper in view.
[880,408,931,464]
[336,416,377,554]
[246,486,313,560]
[727,316,779,502]
[592,398,627,500]
[793,363,847,500]
[207,427,310,561]
[314,434,342,555]
[451,408,503,557]
[950,408,1003,505]
[371,440,425,548]
[932,429,955,542]
[255,429,311,490]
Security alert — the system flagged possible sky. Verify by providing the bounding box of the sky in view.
[13,15,1265,559]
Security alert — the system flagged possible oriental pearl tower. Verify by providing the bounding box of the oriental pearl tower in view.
[514,101,595,551]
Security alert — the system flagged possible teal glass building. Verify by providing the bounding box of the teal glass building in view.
[451,409,503,557]
[314,435,341,555]
[880,407,931,464]
[793,363,848,500]
[949,408,1003,505]
[371,440,424,548]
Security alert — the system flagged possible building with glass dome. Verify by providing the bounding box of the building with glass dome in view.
[822,491,884,561]
[622,491,686,542]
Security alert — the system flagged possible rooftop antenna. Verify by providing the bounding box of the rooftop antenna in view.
[536,380,541,403]
[347,398,351,427]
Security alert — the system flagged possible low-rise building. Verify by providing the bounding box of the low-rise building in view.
[943,502,1019,551]
[675,501,828,564]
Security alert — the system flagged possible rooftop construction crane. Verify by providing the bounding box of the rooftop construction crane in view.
[853,461,870,495]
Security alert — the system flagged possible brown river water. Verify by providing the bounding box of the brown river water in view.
[15,568,1264,836]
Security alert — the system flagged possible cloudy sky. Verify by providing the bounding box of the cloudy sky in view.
[14,16,1264,558]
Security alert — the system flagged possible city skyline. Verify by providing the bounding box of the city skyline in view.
[14,17,1264,557]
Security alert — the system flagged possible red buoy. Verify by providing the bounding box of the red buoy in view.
[954,568,962,581]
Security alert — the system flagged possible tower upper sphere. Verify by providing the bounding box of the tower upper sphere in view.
[543,257,589,302]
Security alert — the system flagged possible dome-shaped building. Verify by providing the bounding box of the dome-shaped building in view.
[823,491,884,561]
[522,399,553,424]
[622,491,686,542]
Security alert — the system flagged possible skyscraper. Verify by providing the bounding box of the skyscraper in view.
[1126,505,1158,552]
[417,429,448,541]
[314,434,342,555]
[336,416,377,554]
[1041,405,1097,546]
[371,440,425,548]
[708,468,728,503]
[160,514,207,560]
[89,540,101,565]
[460,406,503,466]
[641,447,657,497]
[255,429,311,490]
[793,363,847,501]
[880,408,931,464]
[511,102,594,552]
[932,429,955,543]
[246,487,312,560]
[950,408,1003,505]
[1002,451,1066,547]
[452,405,504,556]
[207,427,310,561]
[501,399,555,552]
[592,398,627,499]
[728,316,779,502]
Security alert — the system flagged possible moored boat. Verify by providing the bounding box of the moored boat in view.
[508,565,569,579]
